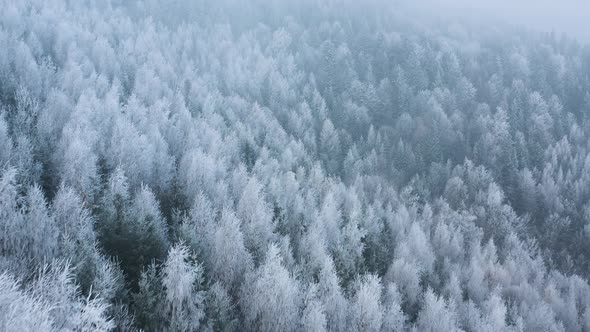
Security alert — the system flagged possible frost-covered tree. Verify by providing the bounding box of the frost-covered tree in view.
[382,283,406,332]
[162,243,205,331]
[0,261,114,331]
[301,284,327,332]
[240,244,301,332]
[210,209,253,292]
[0,114,13,166]
[348,274,383,332]
[0,273,53,331]
[237,177,275,260]
[416,288,461,332]
[99,177,169,287]
[205,282,238,332]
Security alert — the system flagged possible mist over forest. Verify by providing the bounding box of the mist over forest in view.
[2,0,590,331]
[398,0,590,42]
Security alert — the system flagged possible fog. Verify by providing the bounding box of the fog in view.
[398,0,590,42]
[118,0,590,42]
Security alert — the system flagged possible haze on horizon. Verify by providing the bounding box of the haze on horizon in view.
[397,0,590,42]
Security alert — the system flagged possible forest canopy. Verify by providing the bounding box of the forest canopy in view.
[2,0,590,331]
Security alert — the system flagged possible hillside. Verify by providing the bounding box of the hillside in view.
[1,1,590,331]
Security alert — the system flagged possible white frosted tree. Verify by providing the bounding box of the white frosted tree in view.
[386,258,422,306]
[59,134,99,202]
[162,243,205,332]
[320,119,341,174]
[31,261,114,331]
[205,282,238,332]
[55,92,101,203]
[99,177,169,287]
[480,291,508,331]
[382,283,406,332]
[109,109,174,192]
[318,190,342,253]
[26,184,58,254]
[240,244,301,332]
[301,284,328,332]
[416,288,461,332]
[0,113,13,166]
[0,168,24,270]
[210,208,253,292]
[178,148,227,204]
[177,192,219,265]
[178,192,217,259]
[100,167,130,223]
[334,215,366,283]
[133,263,164,330]
[129,184,170,257]
[237,177,275,260]
[0,273,53,332]
[52,185,99,290]
[317,258,348,332]
[348,274,384,332]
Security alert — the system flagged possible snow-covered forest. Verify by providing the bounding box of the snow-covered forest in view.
[2,0,590,331]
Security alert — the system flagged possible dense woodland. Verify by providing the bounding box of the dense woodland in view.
[2,0,590,331]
